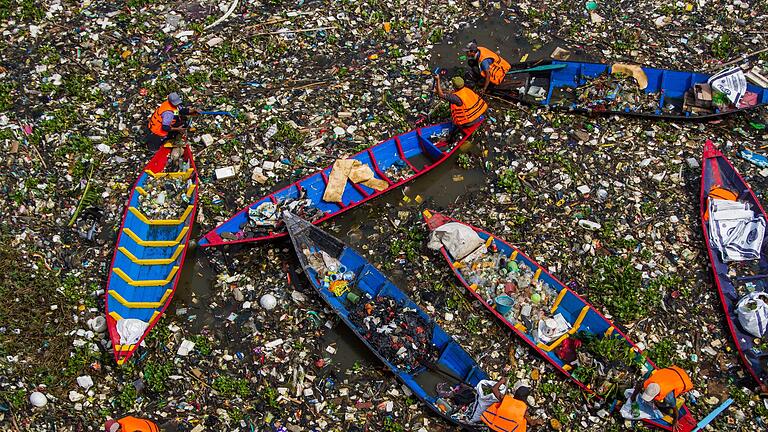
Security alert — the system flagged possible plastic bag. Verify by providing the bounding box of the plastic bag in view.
[427,222,485,261]
[736,291,768,338]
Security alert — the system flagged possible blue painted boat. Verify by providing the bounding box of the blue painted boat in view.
[283,211,489,428]
[700,140,768,392]
[423,210,697,431]
[105,145,198,365]
[486,60,768,119]
[198,120,483,247]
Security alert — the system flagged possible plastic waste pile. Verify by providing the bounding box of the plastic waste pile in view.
[462,249,559,343]
[234,193,325,239]
[349,296,438,373]
[136,176,192,219]
[566,73,661,113]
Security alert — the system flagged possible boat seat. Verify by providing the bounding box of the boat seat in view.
[465,365,484,385]
[436,343,472,380]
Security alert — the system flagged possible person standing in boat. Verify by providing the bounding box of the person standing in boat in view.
[478,377,540,431]
[630,365,694,431]
[465,41,511,94]
[145,92,200,152]
[433,75,487,130]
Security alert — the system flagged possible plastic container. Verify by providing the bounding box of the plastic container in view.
[495,295,515,315]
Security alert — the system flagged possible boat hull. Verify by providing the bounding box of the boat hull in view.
[423,210,696,431]
[699,140,768,391]
[484,60,768,120]
[284,212,487,429]
[105,145,198,365]
[199,120,483,247]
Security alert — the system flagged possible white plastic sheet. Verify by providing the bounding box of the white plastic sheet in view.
[427,222,485,261]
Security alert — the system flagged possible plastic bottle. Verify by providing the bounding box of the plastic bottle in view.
[578,219,602,230]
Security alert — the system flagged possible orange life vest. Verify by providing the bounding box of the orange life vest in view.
[644,366,693,403]
[481,395,528,432]
[477,46,511,85]
[709,186,737,201]
[117,416,160,432]
[450,87,488,126]
[704,185,738,221]
[148,101,179,137]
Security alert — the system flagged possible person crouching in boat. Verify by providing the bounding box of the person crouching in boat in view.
[465,41,511,94]
[478,377,541,431]
[630,365,693,431]
[145,92,199,152]
[433,75,487,132]
[105,416,160,432]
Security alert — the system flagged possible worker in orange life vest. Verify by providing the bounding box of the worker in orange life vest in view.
[465,41,511,94]
[145,92,199,152]
[433,75,487,129]
[480,377,541,432]
[105,416,160,432]
[630,365,694,431]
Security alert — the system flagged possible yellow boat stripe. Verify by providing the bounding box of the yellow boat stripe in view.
[485,236,494,247]
[537,333,571,352]
[136,186,147,196]
[144,168,194,179]
[185,183,196,197]
[109,311,123,321]
[113,266,179,286]
[514,322,527,333]
[551,288,568,314]
[116,358,126,365]
[109,288,173,309]
[510,250,518,260]
[605,326,615,336]
[128,205,193,225]
[533,268,542,281]
[123,226,189,247]
[118,245,184,265]
[568,306,590,333]
[537,306,591,352]
[422,209,432,219]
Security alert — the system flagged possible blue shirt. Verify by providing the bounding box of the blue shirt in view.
[475,52,494,72]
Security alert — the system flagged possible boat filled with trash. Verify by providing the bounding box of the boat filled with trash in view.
[485,60,768,119]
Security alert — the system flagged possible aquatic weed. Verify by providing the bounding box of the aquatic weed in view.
[456,153,472,169]
[587,255,662,322]
[116,384,137,411]
[143,361,173,393]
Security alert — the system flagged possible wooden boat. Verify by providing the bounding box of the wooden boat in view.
[284,211,488,429]
[105,145,198,365]
[700,140,768,391]
[423,210,697,431]
[198,120,484,247]
[483,60,768,120]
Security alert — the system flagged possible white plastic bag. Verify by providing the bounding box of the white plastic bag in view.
[427,222,485,261]
[736,292,768,338]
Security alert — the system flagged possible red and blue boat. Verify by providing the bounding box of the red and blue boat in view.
[423,210,697,431]
[198,120,483,247]
[700,140,768,391]
[105,145,198,365]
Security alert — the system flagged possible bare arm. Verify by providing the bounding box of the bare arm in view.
[630,382,643,402]
[434,74,445,100]
[482,73,491,93]
[491,377,507,400]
